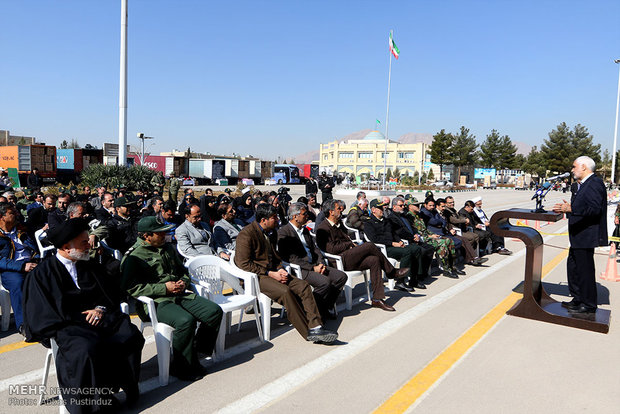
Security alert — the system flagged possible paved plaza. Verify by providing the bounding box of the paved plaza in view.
[1,188,618,413]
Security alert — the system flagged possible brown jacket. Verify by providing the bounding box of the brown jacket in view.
[315,218,355,255]
[277,222,325,272]
[234,221,283,276]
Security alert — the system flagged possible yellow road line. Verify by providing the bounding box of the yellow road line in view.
[374,248,569,414]
[0,340,37,354]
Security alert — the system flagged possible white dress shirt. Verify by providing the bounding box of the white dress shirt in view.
[289,222,313,263]
[56,252,80,289]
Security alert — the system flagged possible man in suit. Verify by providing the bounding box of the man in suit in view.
[318,172,334,203]
[175,203,229,259]
[277,202,347,320]
[315,199,409,311]
[95,192,115,225]
[553,156,607,315]
[235,203,338,343]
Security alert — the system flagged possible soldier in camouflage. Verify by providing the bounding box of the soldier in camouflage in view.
[405,198,459,279]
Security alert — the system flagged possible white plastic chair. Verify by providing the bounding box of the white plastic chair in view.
[176,243,192,262]
[342,221,362,243]
[228,252,275,341]
[34,228,55,258]
[362,234,398,291]
[0,285,10,331]
[318,248,371,310]
[284,261,338,317]
[136,296,175,387]
[187,256,263,360]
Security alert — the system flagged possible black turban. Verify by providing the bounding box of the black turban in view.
[46,218,90,248]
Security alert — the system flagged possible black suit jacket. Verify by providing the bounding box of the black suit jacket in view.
[387,212,419,242]
[277,223,325,272]
[568,174,607,248]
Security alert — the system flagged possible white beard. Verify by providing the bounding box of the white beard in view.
[68,248,90,261]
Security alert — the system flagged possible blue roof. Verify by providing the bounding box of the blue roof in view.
[363,130,386,140]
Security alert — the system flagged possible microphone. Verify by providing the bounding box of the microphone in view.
[547,172,570,181]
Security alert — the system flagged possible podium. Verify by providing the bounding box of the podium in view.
[489,208,610,334]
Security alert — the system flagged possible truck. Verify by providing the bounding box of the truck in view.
[295,163,319,182]
[127,154,167,173]
[188,157,240,184]
[238,159,262,184]
[56,148,104,183]
[0,145,57,185]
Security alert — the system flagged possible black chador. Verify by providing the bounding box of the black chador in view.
[23,256,144,413]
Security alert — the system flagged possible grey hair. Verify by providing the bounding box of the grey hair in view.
[356,191,366,200]
[391,196,405,207]
[322,199,346,216]
[575,156,596,172]
[288,202,307,220]
[67,201,86,217]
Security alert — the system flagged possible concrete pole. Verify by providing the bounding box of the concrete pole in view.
[611,59,620,184]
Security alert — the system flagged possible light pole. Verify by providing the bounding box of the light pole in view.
[118,0,128,166]
[611,59,620,185]
[137,133,154,165]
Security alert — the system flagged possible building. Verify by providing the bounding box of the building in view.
[319,130,438,180]
[0,130,37,146]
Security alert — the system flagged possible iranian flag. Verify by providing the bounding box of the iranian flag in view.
[389,32,400,59]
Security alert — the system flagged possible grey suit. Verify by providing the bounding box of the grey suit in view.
[175,220,216,257]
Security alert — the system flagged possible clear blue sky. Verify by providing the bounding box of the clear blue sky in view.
[1,0,619,160]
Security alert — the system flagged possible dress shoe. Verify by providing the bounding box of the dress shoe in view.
[371,299,396,311]
[561,299,581,311]
[443,270,459,279]
[307,327,338,343]
[497,248,512,255]
[568,304,597,315]
[394,281,414,292]
[170,363,207,382]
[409,281,426,289]
[453,268,466,276]
[468,257,488,266]
[389,268,410,279]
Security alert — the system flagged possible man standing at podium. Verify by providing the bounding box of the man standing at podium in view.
[553,156,607,315]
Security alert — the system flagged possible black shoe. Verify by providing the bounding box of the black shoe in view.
[411,281,427,289]
[171,363,207,382]
[568,304,597,315]
[469,257,488,266]
[321,308,338,321]
[307,327,338,343]
[394,281,414,292]
[453,268,466,276]
[123,384,140,408]
[443,270,459,279]
[561,300,581,311]
[497,248,512,255]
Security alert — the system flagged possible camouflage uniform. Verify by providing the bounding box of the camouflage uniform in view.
[407,210,456,270]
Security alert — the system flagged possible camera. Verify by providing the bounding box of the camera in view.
[277,187,290,194]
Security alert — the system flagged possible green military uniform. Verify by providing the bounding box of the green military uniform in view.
[150,173,165,194]
[407,207,456,271]
[121,218,222,373]
[168,175,180,205]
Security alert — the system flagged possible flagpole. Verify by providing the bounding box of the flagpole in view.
[383,33,393,190]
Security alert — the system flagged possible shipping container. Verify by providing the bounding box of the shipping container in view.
[164,156,189,177]
[261,161,274,182]
[0,145,57,183]
[127,154,167,173]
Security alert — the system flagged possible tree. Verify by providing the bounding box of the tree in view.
[421,172,428,183]
[497,135,518,183]
[428,129,454,180]
[451,126,478,181]
[540,122,600,175]
[413,170,420,184]
[68,139,80,149]
[84,144,98,150]
[522,146,547,178]
[60,140,68,149]
[392,166,400,179]
[600,149,611,180]
[427,169,435,181]
[479,130,502,168]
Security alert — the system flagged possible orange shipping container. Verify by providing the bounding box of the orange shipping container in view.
[0,145,56,178]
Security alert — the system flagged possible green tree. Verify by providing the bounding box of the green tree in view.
[421,172,428,183]
[600,149,611,180]
[540,122,600,174]
[450,126,478,182]
[428,129,454,180]
[392,166,400,178]
[522,146,547,178]
[570,124,601,165]
[427,169,435,181]
[60,140,68,149]
[413,170,420,184]
[479,130,502,168]
[496,135,518,183]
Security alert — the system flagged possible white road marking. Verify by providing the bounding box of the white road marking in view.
[215,226,567,414]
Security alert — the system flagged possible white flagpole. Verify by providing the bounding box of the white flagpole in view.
[383,31,393,190]
[118,0,128,166]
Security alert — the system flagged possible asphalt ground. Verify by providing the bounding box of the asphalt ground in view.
[1,187,618,413]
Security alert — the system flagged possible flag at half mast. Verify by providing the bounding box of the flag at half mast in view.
[389,32,400,59]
